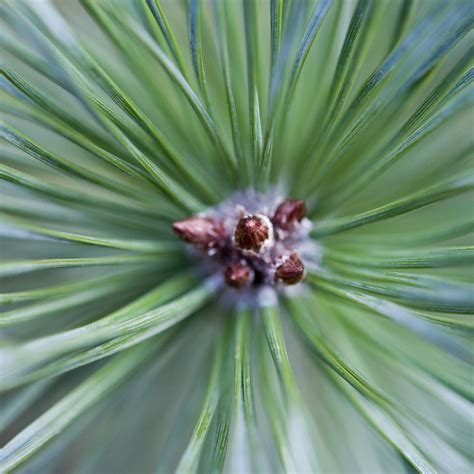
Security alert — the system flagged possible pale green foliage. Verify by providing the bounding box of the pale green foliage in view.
[0,0,473,472]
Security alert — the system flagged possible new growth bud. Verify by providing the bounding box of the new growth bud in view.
[274,253,305,285]
[172,194,309,291]
[172,216,225,249]
[234,215,271,252]
[272,199,306,231]
[224,261,253,289]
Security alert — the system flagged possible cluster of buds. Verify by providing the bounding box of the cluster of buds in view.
[172,198,307,289]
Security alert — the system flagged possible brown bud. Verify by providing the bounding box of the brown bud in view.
[274,254,305,285]
[224,261,253,289]
[172,215,226,249]
[272,199,306,231]
[234,215,271,252]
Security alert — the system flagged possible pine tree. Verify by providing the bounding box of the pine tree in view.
[0,0,473,472]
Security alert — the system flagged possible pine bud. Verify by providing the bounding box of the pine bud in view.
[274,253,305,285]
[234,215,271,252]
[224,261,253,288]
[272,199,306,231]
[172,216,226,249]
